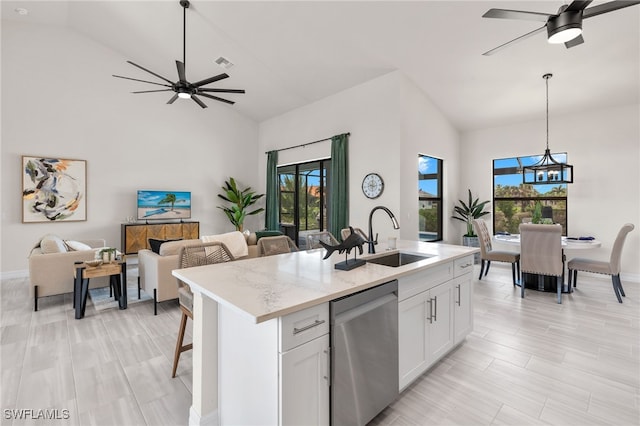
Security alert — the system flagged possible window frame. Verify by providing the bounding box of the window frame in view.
[493,153,569,236]
[418,154,443,242]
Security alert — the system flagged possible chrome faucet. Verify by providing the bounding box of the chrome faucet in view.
[368,206,400,254]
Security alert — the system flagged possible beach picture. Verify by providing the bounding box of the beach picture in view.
[22,156,87,223]
[137,190,191,220]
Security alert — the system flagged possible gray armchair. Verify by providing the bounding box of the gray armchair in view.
[257,235,298,256]
[568,223,635,303]
[519,223,564,303]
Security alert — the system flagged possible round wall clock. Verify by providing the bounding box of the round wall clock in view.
[362,173,384,199]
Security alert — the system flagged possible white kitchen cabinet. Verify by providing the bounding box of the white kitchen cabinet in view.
[280,334,330,426]
[398,280,453,389]
[398,256,474,390]
[453,274,473,344]
[219,303,329,426]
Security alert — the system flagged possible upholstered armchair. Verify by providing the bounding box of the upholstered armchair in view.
[568,223,635,303]
[519,223,564,303]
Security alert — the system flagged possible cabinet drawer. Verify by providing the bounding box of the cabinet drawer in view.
[454,256,474,277]
[398,262,452,301]
[279,303,329,352]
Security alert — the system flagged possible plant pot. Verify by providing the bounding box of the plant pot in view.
[462,236,480,264]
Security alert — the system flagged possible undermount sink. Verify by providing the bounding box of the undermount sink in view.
[366,251,433,267]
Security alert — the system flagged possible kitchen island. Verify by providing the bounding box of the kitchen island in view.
[173,239,478,426]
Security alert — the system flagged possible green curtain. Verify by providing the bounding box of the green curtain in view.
[329,133,349,241]
[265,150,279,231]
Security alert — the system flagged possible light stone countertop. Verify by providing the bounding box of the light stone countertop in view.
[172,239,479,323]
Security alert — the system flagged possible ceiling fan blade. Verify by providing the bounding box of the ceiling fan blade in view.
[482,25,547,56]
[132,89,173,94]
[191,73,229,88]
[191,95,208,108]
[176,60,187,82]
[113,75,172,88]
[167,93,179,104]
[482,8,552,22]
[198,93,235,105]
[583,0,640,18]
[126,60,175,85]
[198,88,246,94]
[565,1,593,12]
[565,34,585,48]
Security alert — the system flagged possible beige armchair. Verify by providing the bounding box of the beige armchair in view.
[519,223,564,303]
[568,223,635,303]
[28,238,108,311]
[257,236,298,256]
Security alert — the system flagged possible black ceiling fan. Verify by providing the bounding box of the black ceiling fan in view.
[113,0,244,108]
[482,0,640,56]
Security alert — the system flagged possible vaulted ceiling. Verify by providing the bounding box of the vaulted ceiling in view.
[3,1,638,131]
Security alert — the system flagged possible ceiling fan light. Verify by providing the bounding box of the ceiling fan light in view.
[548,26,582,43]
[547,11,582,44]
[177,91,191,99]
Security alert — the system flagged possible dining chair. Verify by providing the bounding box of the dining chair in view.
[172,241,235,378]
[340,227,367,241]
[306,231,339,250]
[568,223,635,303]
[473,219,520,286]
[519,223,564,303]
[257,235,298,256]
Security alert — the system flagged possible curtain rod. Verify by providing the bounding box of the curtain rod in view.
[265,132,350,154]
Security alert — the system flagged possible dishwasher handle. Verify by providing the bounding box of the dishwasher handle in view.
[333,293,397,326]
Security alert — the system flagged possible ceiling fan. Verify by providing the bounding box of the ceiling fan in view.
[113,0,244,108]
[482,0,640,56]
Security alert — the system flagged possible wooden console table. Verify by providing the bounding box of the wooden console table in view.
[121,221,199,254]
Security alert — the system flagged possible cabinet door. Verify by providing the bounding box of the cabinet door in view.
[146,225,166,246]
[453,274,473,344]
[182,222,199,239]
[280,334,329,426]
[428,281,453,364]
[164,223,183,240]
[398,292,429,390]
[124,225,147,254]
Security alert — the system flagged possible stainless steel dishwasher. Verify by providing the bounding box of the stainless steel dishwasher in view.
[330,280,398,426]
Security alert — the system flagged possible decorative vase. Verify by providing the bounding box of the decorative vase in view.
[462,236,480,264]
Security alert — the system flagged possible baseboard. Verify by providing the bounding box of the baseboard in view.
[1,270,29,280]
[621,272,640,283]
[189,406,218,426]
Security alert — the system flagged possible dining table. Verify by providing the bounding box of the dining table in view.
[493,233,602,293]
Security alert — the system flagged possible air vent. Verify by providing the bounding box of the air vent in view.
[214,56,234,70]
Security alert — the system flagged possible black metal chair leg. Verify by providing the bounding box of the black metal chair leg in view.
[614,274,626,297]
[557,276,562,304]
[154,289,158,316]
[478,260,485,280]
[485,261,491,276]
[511,263,517,286]
[611,276,623,303]
[138,276,141,299]
[573,270,578,287]
[34,285,39,312]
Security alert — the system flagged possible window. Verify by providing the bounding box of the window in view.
[493,154,568,235]
[418,155,443,242]
[278,160,330,248]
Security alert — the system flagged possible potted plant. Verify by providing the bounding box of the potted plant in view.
[217,177,265,232]
[452,189,490,262]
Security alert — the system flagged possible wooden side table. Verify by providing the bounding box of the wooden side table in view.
[73,257,127,319]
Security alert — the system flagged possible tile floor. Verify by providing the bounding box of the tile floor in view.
[1,264,638,425]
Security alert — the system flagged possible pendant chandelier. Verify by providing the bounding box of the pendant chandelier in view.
[523,73,574,185]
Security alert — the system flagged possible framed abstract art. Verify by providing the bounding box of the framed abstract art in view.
[22,156,87,223]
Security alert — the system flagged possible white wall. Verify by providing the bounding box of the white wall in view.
[460,103,640,278]
[258,71,461,244]
[1,20,260,274]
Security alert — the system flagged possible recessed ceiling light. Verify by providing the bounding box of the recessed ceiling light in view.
[214,56,234,70]
[14,7,29,16]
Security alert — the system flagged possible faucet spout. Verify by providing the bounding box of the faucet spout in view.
[368,206,400,254]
